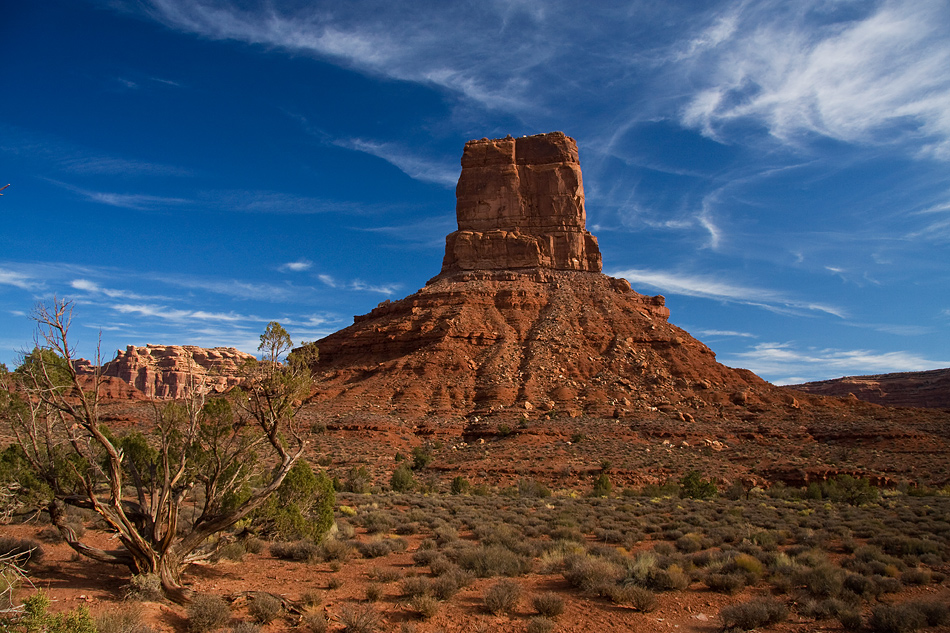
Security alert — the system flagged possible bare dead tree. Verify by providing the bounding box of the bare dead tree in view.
[5,299,313,603]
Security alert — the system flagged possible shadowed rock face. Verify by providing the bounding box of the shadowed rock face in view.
[439,132,602,275]
[786,368,950,409]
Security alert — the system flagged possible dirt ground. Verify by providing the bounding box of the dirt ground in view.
[6,511,950,633]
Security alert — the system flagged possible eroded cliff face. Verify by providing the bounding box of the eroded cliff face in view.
[439,132,602,275]
[100,345,254,399]
[309,132,784,418]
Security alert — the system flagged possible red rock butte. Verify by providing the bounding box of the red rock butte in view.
[439,132,602,276]
[308,132,791,419]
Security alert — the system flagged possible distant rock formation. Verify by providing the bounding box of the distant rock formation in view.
[786,368,950,409]
[99,345,254,399]
[309,132,786,418]
[438,133,602,276]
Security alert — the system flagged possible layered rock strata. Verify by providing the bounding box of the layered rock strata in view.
[439,132,602,276]
[100,345,254,399]
[787,368,950,409]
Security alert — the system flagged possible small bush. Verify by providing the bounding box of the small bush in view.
[868,604,926,633]
[484,579,522,615]
[365,583,383,602]
[302,610,328,633]
[838,608,863,631]
[0,537,43,567]
[248,593,282,624]
[408,594,441,620]
[230,623,260,633]
[126,573,164,602]
[705,572,746,594]
[532,592,565,618]
[622,586,658,612]
[270,539,319,562]
[95,603,149,633]
[187,594,231,633]
[909,601,950,627]
[337,604,380,633]
[526,616,556,633]
[720,598,788,630]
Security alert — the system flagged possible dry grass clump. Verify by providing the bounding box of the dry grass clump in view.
[484,579,522,615]
[187,594,231,633]
[125,573,164,602]
[408,594,441,620]
[532,592,565,618]
[720,598,787,631]
[94,602,152,633]
[247,593,282,624]
[337,604,380,633]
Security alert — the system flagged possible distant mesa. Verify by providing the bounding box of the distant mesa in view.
[786,368,950,409]
[309,132,785,418]
[79,344,255,400]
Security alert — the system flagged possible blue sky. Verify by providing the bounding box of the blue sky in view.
[2,0,949,385]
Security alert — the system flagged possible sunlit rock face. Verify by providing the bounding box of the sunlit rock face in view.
[439,132,602,275]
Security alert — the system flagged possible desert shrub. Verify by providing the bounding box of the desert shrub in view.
[591,474,612,498]
[400,576,434,598]
[679,471,717,499]
[358,538,396,559]
[824,475,879,506]
[390,464,415,492]
[705,572,746,594]
[301,590,323,608]
[229,623,259,633]
[651,564,691,591]
[326,575,344,590]
[250,461,335,541]
[484,579,522,615]
[873,575,903,594]
[0,537,43,567]
[363,583,383,602]
[187,594,231,633]
[125,573,164,601]
[248,593,282,624]
[532,592,565,618]
[454,544,530,577]
[319,538,353,562]
[337,604,380,633]
[843,572,879,599]
[900,567,931,585]
[302,610,328,633]
[433,570,472,600]
[675,534,703,553]
[720,598,788,630]
[526,616,556,633]
[20,592,96,633]
[214,542,246,562]
[450,476,470,495]
[360,511,395,534]
[270,539,320,562]
[615,585,658,612]
[909,601,950,626]
[563,554,622,595]
[838,607,863,631]
[867,604,927,633]
[408,594,440,620]
[94,603,150,633]
[799,565,845,597]
[799,598,845,620]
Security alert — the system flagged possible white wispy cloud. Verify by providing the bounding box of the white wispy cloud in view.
[725,342,950,384]
[610,267,845,318]
[317,274,399,295]
[695,329,757,338]
[0,268,41,291]
[678,0,950,158]
[49,180,191,210]
[111,303,258,323]
[279,260,313,273]
[334,138,458,187]
[205,190,366,215]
